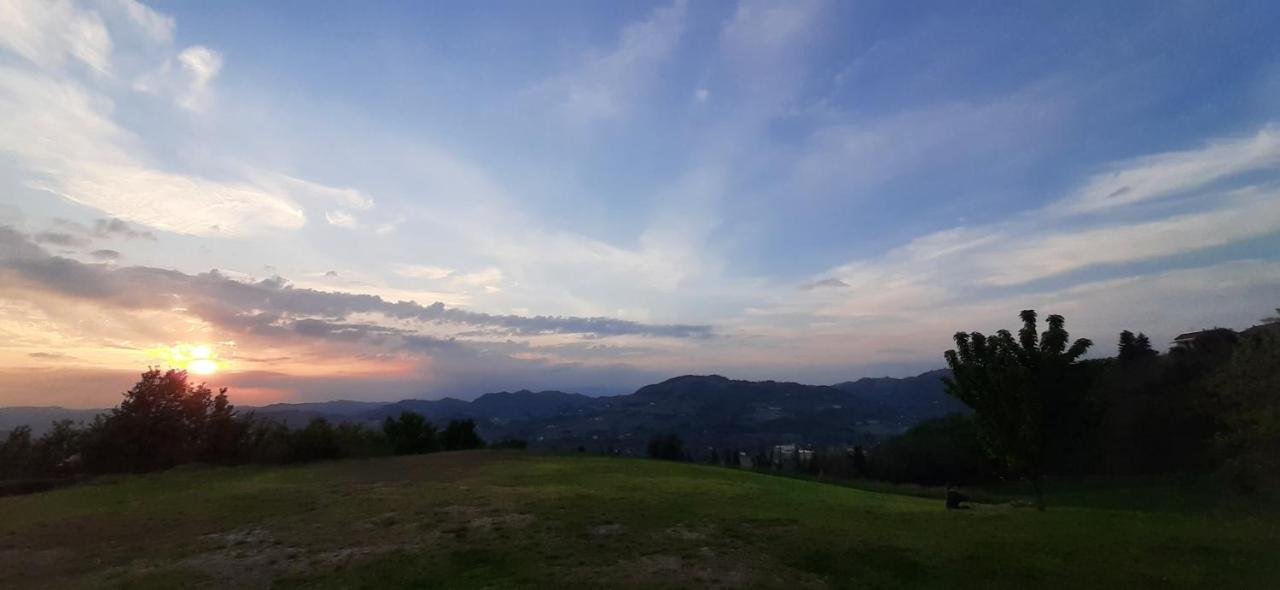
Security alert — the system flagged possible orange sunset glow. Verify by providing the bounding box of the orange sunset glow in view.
[147,344,221,376]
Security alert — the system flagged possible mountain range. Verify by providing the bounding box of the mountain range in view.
[1,369,964,451]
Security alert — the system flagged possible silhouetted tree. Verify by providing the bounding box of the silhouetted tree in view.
[1118,330,1157,361]
[289,418,341,462]
[201,388,246,464]
[1118,330,1137,360]
[852,445,868,477]
[243,420,292,464]
[0,426,33,479]
[440,419,485,451]
[871,414,994,486]
[334,422,390,457]
[944,310,1092,509]
[1209,328,1280,492]
[646,433,684,460]
[81,369,228,473]
[34,420,84,476]
[382,411,440,454]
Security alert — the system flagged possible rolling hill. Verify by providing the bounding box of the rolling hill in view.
[2,370,962,451]
[1,452,1274,589]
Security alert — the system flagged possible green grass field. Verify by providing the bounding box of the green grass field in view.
[1,452,1276,589]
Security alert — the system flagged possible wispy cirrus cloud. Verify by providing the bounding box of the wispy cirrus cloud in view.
[798,124,1280,325]
[1058,125,1280,214]
[531,0,687,124]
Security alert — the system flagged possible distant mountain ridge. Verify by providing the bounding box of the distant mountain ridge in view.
[0,407,106,437]
[1,370,961,449]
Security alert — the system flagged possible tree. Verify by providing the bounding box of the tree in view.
[201,388,245,464]
[290,418,341,462]
[382,411,440,454]
[0,426,34,479]
[440,419,485,451]
[852,445,868,477]
[1118,330,1157,362]
[870,414,993,486]
[33,420,84,476]
[1209,328,1280,492]
[646,433,684,460]
[1118,330,1137,360]
[943,310,1092,509]
[81,369,225,473]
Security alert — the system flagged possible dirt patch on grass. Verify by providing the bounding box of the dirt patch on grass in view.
[590,523,625,536]
[662,523,712,541]
[178,526,425,587]
[469,513,535,532]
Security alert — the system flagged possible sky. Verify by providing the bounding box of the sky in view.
[2,0,1279,408]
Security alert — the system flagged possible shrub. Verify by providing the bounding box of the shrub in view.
[646,433,684,461]
[383,411,440,454]
[441,419,485,451]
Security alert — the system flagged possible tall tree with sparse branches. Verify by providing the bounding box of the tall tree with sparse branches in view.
[943,310,1092,510]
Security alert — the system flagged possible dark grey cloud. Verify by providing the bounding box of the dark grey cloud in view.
[34,231,92,248]
[324,270,338,277]
[28,351,78,361]
[92,218,156,241]
[0,226,713,341]
[48,217,157,243]
[89,249,121,261]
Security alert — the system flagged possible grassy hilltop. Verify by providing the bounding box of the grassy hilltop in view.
[1,452,1276,589]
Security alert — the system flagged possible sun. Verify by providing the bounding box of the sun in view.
[188,358,218,375]
[185,344,218,375]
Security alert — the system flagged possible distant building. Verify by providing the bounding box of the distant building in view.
[1172,330,1212,348]
[770,444,796,467]
[769,444,814,469]
[1172,328,1238,352]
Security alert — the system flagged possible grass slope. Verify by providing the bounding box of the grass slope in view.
[1,452,1276,589]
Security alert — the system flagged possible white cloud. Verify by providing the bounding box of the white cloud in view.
[324,210,358,229]
[393,264,454,280]
[795,125,1280,327]
[694,88,710,103]
[718,0,827,102]
[0,0,114,75]
[0,64,305,237]
[1058,125,1280,214]
[451,268,503,288]
[984,186,1280,285]
[535,0,686,124]
[105,0,175,45]
[262,174,374,211]
[175,45,222,111]
[0,1,329,238]
[788,91,1065,198]
[134,45,224,112]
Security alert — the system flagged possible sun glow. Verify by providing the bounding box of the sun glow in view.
[188,358,218,375]
[148,343,220,375]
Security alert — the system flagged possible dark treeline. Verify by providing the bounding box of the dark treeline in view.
[3,308,1276,502]
[694,309,1279,502]
[0,369,494,485]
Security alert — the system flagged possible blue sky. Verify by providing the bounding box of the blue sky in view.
[2,0,1279,406]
